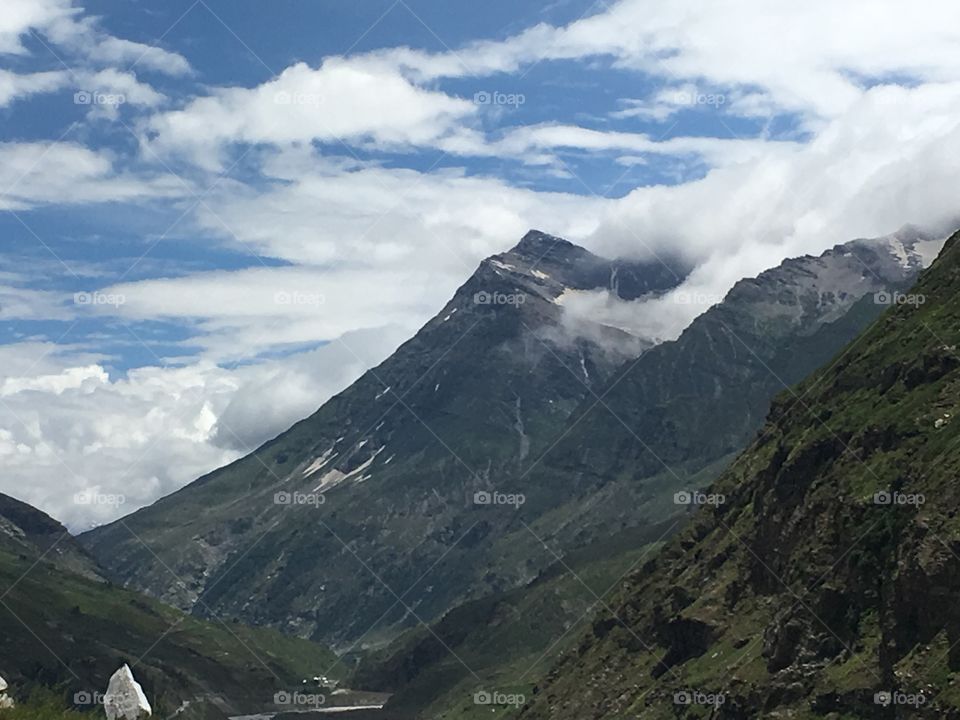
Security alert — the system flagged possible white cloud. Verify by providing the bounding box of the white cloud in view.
[81,35,192,76]
[98,265,436,361]
[76,68,167,107]
[384,0,960,123]
[0,284,73,321]
[0,0,76,54]
[81,153,604,360]
[582,83,960,337]
[0,141,185,210]
[0,69,69,107]
[200,149,605,265]
[0,0,191,76]
[144,59,476,167]
[0,0,188,115]
[0,326,408,530]
[490,123,795,167]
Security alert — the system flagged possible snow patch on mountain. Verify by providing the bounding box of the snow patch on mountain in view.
[303,446,338,477]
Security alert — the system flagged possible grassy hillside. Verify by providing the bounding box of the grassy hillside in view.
[520,232,960,718]
[352,522,677,719]
[0,547,342,720]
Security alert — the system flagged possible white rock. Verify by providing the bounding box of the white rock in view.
[0,675,11,709]
[103,665,152,720]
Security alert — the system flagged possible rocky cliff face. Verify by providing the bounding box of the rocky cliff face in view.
[520,230,960,719]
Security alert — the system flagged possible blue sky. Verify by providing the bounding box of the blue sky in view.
[2,0,960,528]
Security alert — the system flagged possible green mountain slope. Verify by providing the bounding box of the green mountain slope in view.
[351,522,676,719]
[0,494,342,720]
[520,230,960,719]
[0,493,103,581]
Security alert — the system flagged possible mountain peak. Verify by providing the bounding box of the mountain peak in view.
[509,228,577,256]
[480,230,686,303]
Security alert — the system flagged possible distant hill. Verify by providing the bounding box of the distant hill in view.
[0,493,341,720]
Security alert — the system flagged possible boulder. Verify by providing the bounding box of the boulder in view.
[103,665,151,720]
[0,674,13,709]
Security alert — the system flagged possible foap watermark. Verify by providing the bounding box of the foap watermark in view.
[273,691,326,707]
[74,90,126,107]
[73,691,106,707]
[273,90,324,107]
[674,490,726,507]
[74,491,126,508]
[274,290,325,307]
[874,291,925,307]
[473,690,525,708]
[473,490,525,509]
[75,291,125,308]
[74,691,139,714]
[274,491,325,507]
[873,490,925,507]
[874,690,926,708]
[473,290,526,306]
[671,89,726,109]
[473,90,525,107]
[675,290,724,306]
[674,690,726,707]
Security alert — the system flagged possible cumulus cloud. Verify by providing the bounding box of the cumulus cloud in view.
[0,0,76,55]
[143,59,477,168]
[199,148,605,265]
[0,326,408,531]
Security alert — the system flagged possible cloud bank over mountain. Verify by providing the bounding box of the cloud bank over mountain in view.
[2,0,960,526]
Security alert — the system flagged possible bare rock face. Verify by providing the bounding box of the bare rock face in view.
[103,665,151,720]
[0,675,14,708]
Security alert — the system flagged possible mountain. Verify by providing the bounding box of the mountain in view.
[0,492,103,581]
[519,230,960,718]
[0,494,344,720]
[505,228,945,557]
[81,229,938,655]
[81,231,689,646]
[338,228,944,719]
